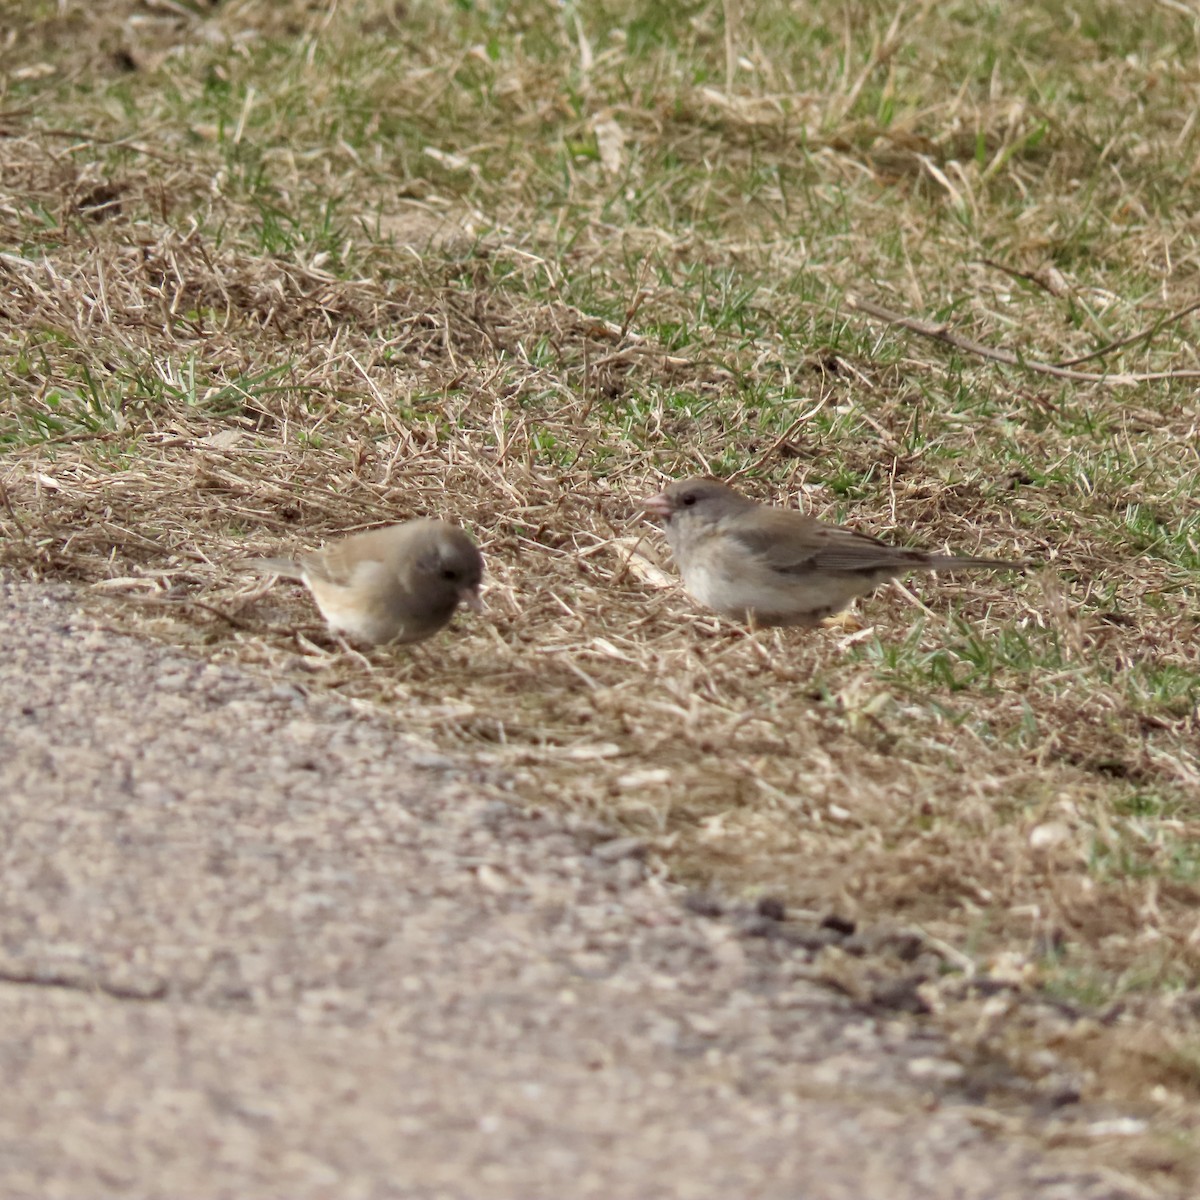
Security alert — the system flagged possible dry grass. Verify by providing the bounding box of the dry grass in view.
[4,0,1200,1189]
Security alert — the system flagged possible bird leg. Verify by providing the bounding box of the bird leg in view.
[335,634,375,671]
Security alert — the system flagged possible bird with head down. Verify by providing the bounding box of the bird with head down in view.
[246,518,484,646]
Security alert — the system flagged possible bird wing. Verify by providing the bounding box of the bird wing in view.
[726,509,920,575]
[306,525,417,587]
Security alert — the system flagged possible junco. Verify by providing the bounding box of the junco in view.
[643,478,1025,626]
[246,518,484,645]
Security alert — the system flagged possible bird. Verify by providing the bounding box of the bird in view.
[244,518,484,646]
[642,478,1025,627]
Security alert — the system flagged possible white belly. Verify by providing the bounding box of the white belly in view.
[669,522,870,625]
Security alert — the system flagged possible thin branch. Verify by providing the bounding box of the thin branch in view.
[1055,297,1200,367]
[131,595,259,631]
[36,127,183,164]
[974,257,1063,296]
[0,480,27,537]
[974,260,1200,367]
[1154,0,1199,17]
[847,295,1200,384]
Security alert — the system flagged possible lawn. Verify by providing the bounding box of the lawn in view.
[3,0,1199,1188]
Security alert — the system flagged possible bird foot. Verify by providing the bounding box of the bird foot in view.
[819,610,863,632]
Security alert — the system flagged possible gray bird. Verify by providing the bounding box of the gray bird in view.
[246,518,483,645]
[643,478,1024,627]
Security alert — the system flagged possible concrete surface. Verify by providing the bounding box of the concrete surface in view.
[0,575,1153,1199]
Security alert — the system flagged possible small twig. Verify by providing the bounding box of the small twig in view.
[848,295,1200,384]
[978,259,1200,366]
[580,333,594,423]
[440,296,459,372]
[335,634,376,671]
[975,257,1062,296]
[742,396,830,473]
[1154,0,1199,17]
[0,480,27,537]
[0,964,166,1001]
[722,0,740,94]
[587,343,691,371]
[890,579,939,619]
[1055,296,1200,367]
[131,595,258,630]
[36,126,183,164]
[905,925,977,978]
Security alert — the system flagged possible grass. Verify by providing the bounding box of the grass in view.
[3,0,1200,1189]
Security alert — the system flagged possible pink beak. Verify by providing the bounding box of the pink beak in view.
[642,492,673,519]
[460,586,484,613]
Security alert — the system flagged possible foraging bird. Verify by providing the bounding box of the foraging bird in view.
[246,519,483,646]
[643,478,1024,627]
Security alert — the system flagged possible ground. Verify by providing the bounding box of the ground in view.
[0,576,1159,1198]
[1,0,1199,1192]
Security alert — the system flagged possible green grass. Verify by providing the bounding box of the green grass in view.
[3,0,1200,1180]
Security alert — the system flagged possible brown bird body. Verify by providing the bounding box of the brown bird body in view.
[644,479,1023,627]
[246,518,483,645]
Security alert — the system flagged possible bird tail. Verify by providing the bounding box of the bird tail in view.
[924,554,1029,572]
[241,556,306,580]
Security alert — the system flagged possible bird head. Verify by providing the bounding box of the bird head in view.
[417,526,485,612]
[642,478,755,526]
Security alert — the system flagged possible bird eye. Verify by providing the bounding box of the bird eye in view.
[441,568,460,582]
[681,493,697,507]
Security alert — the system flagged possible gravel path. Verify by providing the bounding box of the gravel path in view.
[0,575,1154,1199]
